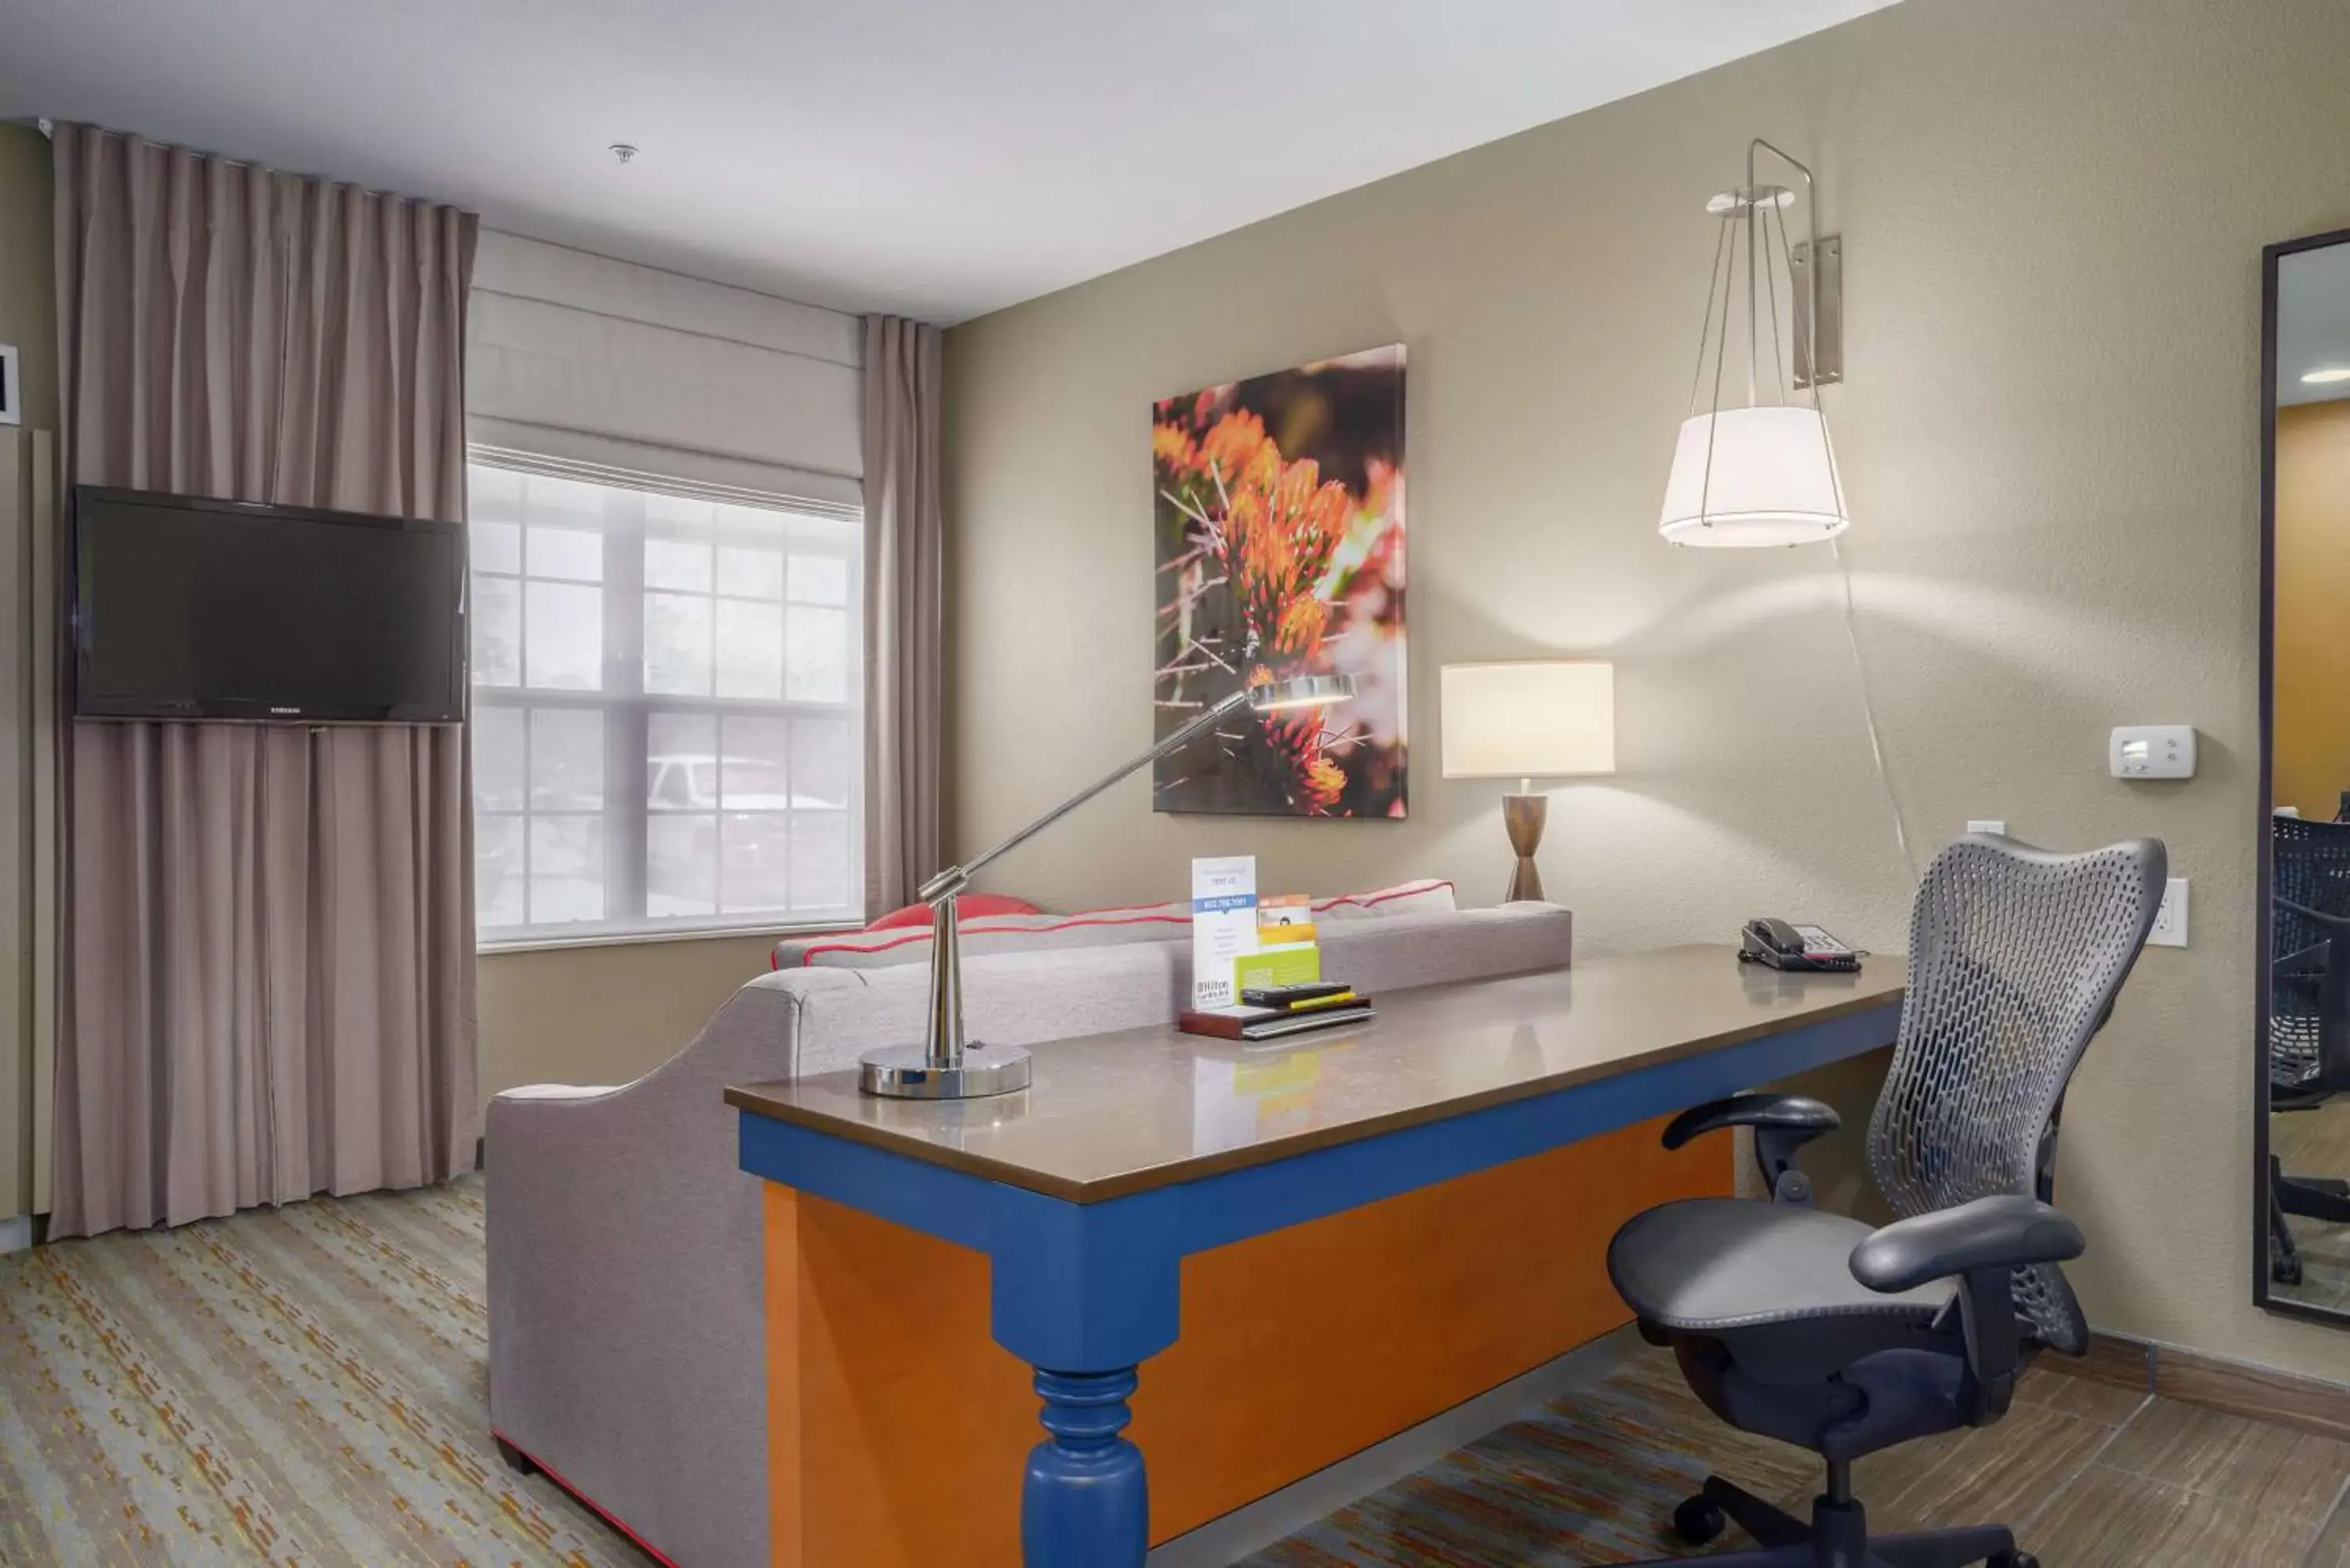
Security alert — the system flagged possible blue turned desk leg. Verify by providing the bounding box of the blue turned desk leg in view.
[987,1183,1184,1568]
[1023,1367,1146,1567]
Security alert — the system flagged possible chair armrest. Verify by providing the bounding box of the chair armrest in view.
[2279,895,2350,935]
[1661,1093,1840,1205]
[1849,1195,2085,1293]
[1851,1195,2087,1420]
[2279,903,2350,1089]
[1661,1092,1840,1147]
[2277,941,2329,980]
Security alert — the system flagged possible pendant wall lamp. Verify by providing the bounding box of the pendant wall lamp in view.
[1659,139,1849,548]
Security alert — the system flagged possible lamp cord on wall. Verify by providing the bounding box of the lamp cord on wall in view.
[1829,535,1919,885]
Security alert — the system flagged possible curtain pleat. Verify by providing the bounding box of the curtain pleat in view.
[861,316,945,915]
[49,122,479,1238]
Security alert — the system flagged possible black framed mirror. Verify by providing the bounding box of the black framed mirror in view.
[2257,225,2350,1324]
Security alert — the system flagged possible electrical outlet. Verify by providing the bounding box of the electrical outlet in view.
[1966,820,2007,836]
[2148,877,2189,948]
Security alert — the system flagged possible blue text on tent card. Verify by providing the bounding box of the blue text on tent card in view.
[1191,855,1260,1008]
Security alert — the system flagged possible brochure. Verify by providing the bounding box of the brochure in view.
[1190,855,1259,1008]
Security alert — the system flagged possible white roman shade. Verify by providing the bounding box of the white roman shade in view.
[466,233,863,507]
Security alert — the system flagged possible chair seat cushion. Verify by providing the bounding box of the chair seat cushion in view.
[1608,1198,1955,1334]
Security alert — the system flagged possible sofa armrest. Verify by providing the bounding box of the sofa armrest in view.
[483,977,824,1566]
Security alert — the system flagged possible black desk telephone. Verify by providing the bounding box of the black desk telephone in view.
[1740,917,1864,973]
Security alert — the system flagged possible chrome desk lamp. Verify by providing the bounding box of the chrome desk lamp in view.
[859,672,1354,1100]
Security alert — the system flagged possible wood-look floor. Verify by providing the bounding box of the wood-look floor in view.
[1610,1348,2350,1568]
[2273,1097,2350,1313]
[1250,1343,2350,1566]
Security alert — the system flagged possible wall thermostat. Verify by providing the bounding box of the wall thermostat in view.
[2110,724,2196,779]
[0,343,19,427]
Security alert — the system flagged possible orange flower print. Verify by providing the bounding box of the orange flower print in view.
[1152,422,1196,470]
[1153,347,1408,821]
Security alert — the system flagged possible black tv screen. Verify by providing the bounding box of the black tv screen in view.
[70,486,467,724]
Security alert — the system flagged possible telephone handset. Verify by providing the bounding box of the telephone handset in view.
[1740,917,1864,973]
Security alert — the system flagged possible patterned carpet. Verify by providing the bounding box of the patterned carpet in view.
[0,1174,1738,1567]
[5,1180,2345,1566]
[0,1176,637,1567]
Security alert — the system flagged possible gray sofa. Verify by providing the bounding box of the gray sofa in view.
[485,901,1574,1567]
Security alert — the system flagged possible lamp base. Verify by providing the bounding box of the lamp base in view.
[1502,792,1548,904]
[859,1041,1034,1100]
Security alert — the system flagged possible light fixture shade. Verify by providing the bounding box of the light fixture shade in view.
[1249,673,1356,713]
[1658,405,1850,547]
[1441,661,1615,779]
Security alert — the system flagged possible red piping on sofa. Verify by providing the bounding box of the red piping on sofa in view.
[1329,879,1455,911]
[493,1429,680,1567]
[781,880,1459,968]
[794,912,1192,966]
[1057,880,1454,919]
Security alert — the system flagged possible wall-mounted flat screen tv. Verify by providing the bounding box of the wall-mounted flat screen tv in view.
[70,486,467,724]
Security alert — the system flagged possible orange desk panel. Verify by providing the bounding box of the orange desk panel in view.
[765,1115,1729,1568]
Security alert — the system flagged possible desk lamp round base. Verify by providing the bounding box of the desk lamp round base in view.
[859,1041,1033,1100]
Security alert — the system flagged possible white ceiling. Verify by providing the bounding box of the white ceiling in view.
[0,0,1897,325]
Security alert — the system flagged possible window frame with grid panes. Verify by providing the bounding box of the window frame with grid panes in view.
[466,456,863,945]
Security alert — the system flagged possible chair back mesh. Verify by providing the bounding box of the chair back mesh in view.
[2270,815,2350,1091]
[1866,834,2166,1353]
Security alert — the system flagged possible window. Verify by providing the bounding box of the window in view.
[467,458,863,942]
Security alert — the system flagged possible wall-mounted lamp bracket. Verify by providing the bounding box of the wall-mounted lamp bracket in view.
[1791,236,1843,388]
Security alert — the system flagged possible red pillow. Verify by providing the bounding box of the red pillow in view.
[866,894,1042,931]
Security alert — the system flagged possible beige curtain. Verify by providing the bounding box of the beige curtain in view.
[49,123,479,1237]
[862,316,945,914]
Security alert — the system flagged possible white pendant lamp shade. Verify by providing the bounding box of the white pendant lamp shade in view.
[1658,405,1850,547]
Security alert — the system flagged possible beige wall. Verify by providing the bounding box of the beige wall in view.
[2274,399,2350,818]
[943,0,2350,1378]
[475,933,779,1107]
[1,122,56,1220]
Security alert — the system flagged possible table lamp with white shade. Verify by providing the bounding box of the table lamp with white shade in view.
[1441,661,1616,902]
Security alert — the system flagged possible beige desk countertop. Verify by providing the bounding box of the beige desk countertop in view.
[726,944,1904,1203]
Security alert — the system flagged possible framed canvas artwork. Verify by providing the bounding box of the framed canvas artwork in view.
[1152,345,1407,818]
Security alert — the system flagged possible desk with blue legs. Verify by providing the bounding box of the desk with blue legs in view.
[729,945,1903,1568]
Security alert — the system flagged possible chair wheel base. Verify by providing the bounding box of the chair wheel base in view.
[1672,1495,1727,1545]
[1990,1552,2040,1568]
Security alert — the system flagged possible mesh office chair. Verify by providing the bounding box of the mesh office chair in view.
[1606,834,2165,1568]
[2268,815,2350,1286]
